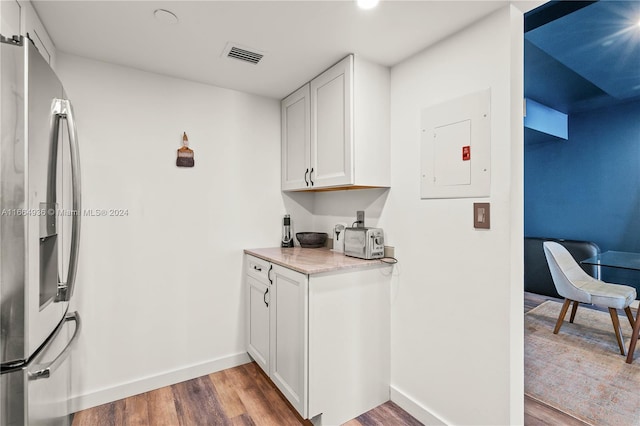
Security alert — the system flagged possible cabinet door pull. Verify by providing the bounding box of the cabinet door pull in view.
[310,168,314,186]
[263,287,269,307]
[304,168,309,186]
[268,265,273,284]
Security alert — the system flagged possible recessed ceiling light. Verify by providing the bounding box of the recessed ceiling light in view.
[154,9,178,25]
[357,0,379,10]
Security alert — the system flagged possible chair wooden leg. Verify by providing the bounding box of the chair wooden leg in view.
[627,308,640,364]
[569,301,579,323]
[609,308,626,356]
[624,306,635,329]
[554,299,572,334]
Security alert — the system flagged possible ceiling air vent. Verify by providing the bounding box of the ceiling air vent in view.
[222,43,264,65]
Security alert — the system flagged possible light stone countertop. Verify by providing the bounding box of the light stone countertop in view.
[244,247,385,275]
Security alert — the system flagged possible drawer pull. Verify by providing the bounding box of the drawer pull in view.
[253,265,262,272]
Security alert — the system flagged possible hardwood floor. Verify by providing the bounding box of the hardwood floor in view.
[523,291,589,426]
[524,395,588,426]
[73,292,588,426]
[345,402,422,426]
[72,362,422,426]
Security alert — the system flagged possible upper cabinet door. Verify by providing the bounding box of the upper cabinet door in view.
[310,55,353,188]
[281,84,311,191]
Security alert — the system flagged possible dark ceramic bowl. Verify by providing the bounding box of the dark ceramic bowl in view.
[296,232,328,248]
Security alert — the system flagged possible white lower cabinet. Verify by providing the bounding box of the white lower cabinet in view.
[246,275,270,373]
[245,257,308,418]
[245,254,390,425]
[269,264,308,418]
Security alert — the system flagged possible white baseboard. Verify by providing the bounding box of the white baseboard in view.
[70,352,251,413]
[390,385,448,426]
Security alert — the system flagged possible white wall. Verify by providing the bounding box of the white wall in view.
[55,53,287,411]
[387,7,523,424]
[305,6,524,425]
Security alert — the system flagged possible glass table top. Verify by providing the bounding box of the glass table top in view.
[581,251,640,271]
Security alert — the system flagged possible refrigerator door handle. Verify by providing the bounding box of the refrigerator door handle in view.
[28,312,81,381]
[53,98,82,302]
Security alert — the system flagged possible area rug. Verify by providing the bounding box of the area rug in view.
[525,301,640,426]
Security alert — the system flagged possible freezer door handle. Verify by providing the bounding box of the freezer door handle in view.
[53,98,82,302]
[28,312,80,381]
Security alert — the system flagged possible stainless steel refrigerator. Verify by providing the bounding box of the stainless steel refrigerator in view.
[0,34,81,425]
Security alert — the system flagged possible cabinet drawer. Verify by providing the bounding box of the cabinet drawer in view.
[246,255,270,282]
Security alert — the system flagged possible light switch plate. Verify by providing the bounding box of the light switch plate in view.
[474,202,490,229]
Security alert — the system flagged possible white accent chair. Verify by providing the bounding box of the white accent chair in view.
[543,241,636,355]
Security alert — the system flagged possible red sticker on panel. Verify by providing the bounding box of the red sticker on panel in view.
[462,145,471,161]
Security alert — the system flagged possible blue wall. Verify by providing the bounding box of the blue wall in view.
[525,100,640,284]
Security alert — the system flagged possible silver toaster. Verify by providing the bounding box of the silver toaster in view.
[344,227,384,260]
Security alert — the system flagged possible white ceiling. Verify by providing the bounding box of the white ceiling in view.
[32,0,542,99]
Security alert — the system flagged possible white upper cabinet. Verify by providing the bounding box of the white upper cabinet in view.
[281,54,390,191]
[282,84,311,190]
[310,55,353,188]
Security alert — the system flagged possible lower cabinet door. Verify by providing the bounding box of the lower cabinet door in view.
[270,265,308,418]
[247,275,270,374]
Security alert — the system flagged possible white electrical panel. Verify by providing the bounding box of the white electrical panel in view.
[433,120,471,186]
[420,88,491,199]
